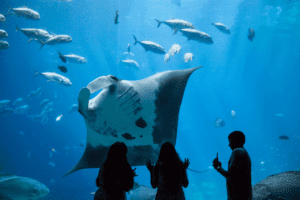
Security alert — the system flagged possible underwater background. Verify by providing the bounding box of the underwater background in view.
[0,0,300,199]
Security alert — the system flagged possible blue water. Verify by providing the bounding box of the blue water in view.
[1,0,300,199]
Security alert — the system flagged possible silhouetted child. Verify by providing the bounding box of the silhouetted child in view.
[213,131,252,200]
[146,142,189,200]
[94,142,137,200]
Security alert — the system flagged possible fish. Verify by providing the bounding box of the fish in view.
[16,26,52,41]
[179,29,213,44]
[214,118,225,128]
[35,87,42,96]
[0,14,5,22]
[211,22,230,34]
[64,66,202,176]
[169,44,181,56]
[14,105,29,114]
[58,51,66,63]
[27,91,36,99]
[44,102,54,111]
[59,54,87,64]
[129,182,157,200]
[0,40,9,50]
[58,65,68,73]
[114,10,119,24]
[0,174,50,199]
[231,110,236,119]
[123,43,134,56]
[0,100,10,109]
[13,98,23,106]
[28,114,42,122]
[248,28,255,42]
[34,70,72,86]
[0,30,8,38]
[252,171,300,200]
[279,135,289,140]
[127,43,130,53]
[133,35,165,54]
[164,53,170,64]
[184,53,193,63]
[8,7,40,20]
[39,35,72,50]
[121,60,140,70]
[275,113,284,117]
[41,115,49,125]
[56,114,63,121]
[155,19,195,35]
[68,104,78,113]
[27,87,42,99]
[0,108,14,116]
[40,99,50,107]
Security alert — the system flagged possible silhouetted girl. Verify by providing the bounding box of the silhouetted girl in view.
[146,142,190,200]
[94,142,137,200]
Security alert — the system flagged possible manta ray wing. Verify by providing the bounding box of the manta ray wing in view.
[64,66,202,177]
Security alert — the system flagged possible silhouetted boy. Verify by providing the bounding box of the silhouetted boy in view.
[213,131,252,200]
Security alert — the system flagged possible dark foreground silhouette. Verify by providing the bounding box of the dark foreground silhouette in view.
[213,131,252,200]
[94,142,137,200]
[146,142,189,200]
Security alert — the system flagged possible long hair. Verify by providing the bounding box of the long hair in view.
[156,142,183,178]
[96,142,132,192]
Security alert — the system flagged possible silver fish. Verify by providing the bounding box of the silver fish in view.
[9,7,40,20]
[0,41,9,50]
[179,28,213,44]
[13,98,23,106]
[0,100,10,109]
[248,28,255,42]
[40,99,50,107]
[0,30,8,38]
[121,59,140,69]
[14,105,29,114]
[59,53,87,64]
[211,22,230,34]
[133,35,165,54]
[34,70,72,86]
[0,14,5,22]
[155,18,195,35]
[39,35,72,50]
[0,108,14,116]
[16,26,52,42]
[68,104,78,114]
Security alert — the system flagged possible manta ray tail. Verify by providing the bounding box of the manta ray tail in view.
[154,19,161,28]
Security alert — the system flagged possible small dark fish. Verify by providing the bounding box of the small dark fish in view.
[248,28,255,42]
[58,65,67,73]
[58,51,66,63]
[279,135,289,140]
[114,10,119,24]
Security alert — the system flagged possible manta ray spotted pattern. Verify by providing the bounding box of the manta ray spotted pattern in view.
[64,66,202,176]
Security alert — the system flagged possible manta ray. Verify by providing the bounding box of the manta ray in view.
[64,66,202,176]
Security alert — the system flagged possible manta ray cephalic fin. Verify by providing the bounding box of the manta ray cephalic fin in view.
[87,75,119,94]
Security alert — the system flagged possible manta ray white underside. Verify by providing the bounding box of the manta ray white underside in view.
[64,66,202,176]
